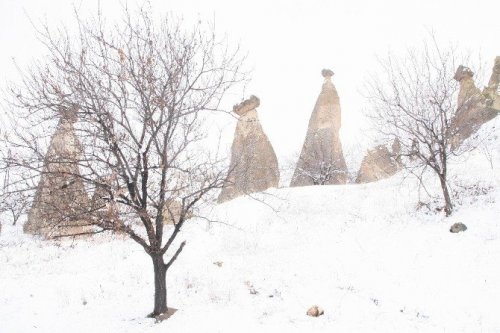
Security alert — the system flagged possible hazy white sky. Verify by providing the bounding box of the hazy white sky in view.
[1,0,499,172]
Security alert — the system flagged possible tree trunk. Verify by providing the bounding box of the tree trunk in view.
[151,254,168,316]
[439,174,453,216]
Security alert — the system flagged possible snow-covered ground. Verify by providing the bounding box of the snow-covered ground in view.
[1,122,499,333]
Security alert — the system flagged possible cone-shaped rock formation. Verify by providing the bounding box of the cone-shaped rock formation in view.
[24,109,91,238]
[290,69,348,186]
[218,96,280,203]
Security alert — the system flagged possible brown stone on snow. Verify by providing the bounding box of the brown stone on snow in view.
[306,305,324,317]
[24,108,91,239]
[218,96,280,203]
[355,139,402,184]
[290,69,348,186]
[450,58,500,149]
[450,222,467,233]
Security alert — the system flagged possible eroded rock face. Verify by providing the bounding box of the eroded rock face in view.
[450,58,500,149]
[454,65,480,107]
[485,56,500,111]
[24,110,91,238]
[290,69,348,186]
[488,56,500,92]
[356,139,402,183]
[218,96,280,203]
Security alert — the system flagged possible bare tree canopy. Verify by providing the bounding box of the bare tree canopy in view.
[366,39,497,216]
[1,5,246,317]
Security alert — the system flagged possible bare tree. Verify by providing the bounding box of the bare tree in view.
[366,40,485,216]
[291,139,348,185]
[1,5,245,317]
[0,189,30,226]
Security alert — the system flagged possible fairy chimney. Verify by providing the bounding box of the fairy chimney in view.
[450,58,500,149]
[454,65,480,108]
[24,108,91,238]
[355,138,402,183]
[218,95,280,203]
[290,69,348,186]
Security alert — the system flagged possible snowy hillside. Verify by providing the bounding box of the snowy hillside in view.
[1,120,499,333]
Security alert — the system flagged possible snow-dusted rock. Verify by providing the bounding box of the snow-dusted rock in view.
[450,222,467,233]
[24,108,91,239]
[356,139,402,183]
[218,96,280,202]
[306,305,324,317]
[290,69,348,186]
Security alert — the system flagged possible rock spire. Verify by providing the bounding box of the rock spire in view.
[290,69,348,186]
[218,96,280,202]
[24,108,91,238]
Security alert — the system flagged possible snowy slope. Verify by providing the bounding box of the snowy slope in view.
[0,120,499,333]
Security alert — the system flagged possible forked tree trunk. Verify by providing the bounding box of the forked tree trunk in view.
[151,254,168,316]
[439,174,453,216]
